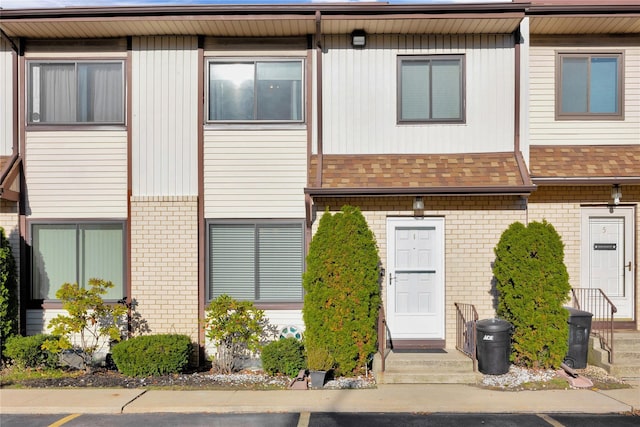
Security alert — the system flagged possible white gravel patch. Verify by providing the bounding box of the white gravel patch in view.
[480,365,557,389]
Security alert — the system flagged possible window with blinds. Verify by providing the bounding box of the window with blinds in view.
[397,55,465,123]
[31,222,125,301]
[208,222,304,302]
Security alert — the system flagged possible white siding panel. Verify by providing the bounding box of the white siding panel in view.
[321,34,515,155]
[1,38,14,156]
[204,130,307,218]
[25,131,127,218]
[132,36,198,196]
[530,41,640,146]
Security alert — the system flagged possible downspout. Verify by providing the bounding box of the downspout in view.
[315,10,323,189]
[513,25,531,224]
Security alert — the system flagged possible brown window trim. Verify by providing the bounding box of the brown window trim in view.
[555,51,624,121]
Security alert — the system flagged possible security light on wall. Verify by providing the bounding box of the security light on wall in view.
[612,184,622,205]
[413,196,424,211]
[351,30,366,48]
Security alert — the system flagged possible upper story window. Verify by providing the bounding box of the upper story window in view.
[556,53,623,120]
[28,61,125,125]
[398,55,465,123]
[207,59,304,123]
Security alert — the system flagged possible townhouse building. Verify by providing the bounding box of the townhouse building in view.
[1,1,638,376]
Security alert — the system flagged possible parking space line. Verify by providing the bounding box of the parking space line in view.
[538,414,565,427]
[297,411,310,427]
[48,413,82,427]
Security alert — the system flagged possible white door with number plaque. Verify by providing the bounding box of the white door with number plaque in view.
[581,207,635,320]
[386,217,445,340]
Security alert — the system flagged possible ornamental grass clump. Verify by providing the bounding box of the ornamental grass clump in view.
[303,206,381,376]
[493,220,571,369]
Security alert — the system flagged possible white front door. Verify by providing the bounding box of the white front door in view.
[581,207,635,320]
[386,217,445,340]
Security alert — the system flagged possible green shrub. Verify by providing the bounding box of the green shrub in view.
[493,220,571,369]
[111,334,192,377]
[260,337,305,377]
[4,334,59,369]
[203,294,267,374]
[303,206,381,375]
[41,278,128,369]
[0,227,18,355]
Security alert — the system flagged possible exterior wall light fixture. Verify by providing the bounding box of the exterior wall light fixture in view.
[413,196,424,210]
[611,184,622,205]
[351,30,366,48]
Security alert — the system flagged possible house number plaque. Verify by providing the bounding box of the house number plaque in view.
[594,243,616,250]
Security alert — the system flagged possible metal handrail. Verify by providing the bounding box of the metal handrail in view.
[454,302,478,371]
[377,305,387,372]
[570,288,617,364]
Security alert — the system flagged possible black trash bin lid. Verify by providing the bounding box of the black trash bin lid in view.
[564,307,593,318]
[476,318,512,332]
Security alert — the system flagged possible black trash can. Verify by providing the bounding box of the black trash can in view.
[476,318,512,375]
[564,307,593,369]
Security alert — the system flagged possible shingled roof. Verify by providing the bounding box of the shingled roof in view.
[530,145,640,183]
[306,153,535,196]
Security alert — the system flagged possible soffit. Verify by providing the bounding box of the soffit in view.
[529,15,640,35]
[0,6,524,39]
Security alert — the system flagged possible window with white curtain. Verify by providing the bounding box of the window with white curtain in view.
[208,59,304,123]
[556,53,623,119]
[208,221,304,302]
[31,223,125,300]
[398,55,465,123]
[28,61,125,125]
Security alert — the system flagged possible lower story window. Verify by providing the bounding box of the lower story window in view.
[208,221,304,302]
[31,222,125,300]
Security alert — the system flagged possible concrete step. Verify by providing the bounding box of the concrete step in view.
[588,331,640,380]
[373,350,481,384]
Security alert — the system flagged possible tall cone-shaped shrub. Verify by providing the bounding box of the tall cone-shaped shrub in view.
[493,220,570,369]
[303,206,381,375]
[0,227,18,352]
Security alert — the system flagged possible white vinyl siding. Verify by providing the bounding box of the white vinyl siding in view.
[1,38,13,156]
[321,34,515,154]
[203,129,307,218]
[530,37,640,145]
[25,131,127,218]
[132,36,199,196]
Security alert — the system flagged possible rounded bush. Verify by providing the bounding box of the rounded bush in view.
[260,337,305,377]
[4,334,59,368]
[111,334,192,377]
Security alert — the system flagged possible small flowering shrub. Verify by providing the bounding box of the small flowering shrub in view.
[203,294,267,374]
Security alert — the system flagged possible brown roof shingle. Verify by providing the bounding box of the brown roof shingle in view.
[307,153,532,195]
[530,145,640,180]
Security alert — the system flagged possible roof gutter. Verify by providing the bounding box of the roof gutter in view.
[532,177,640,185]
[305,185,537,197]
[0,3,530,20]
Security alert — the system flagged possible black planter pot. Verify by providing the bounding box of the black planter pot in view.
[309,370,327,388]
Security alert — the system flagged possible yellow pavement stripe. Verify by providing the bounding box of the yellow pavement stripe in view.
[297,411,310,427]
[537,414,565,427]
[48,413,82,427]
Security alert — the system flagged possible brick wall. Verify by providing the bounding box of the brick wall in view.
[312,195,528,348]
[130,196,200,348]
[529,185,640,328]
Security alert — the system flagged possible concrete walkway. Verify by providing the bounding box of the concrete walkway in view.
[1,382,638,415]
